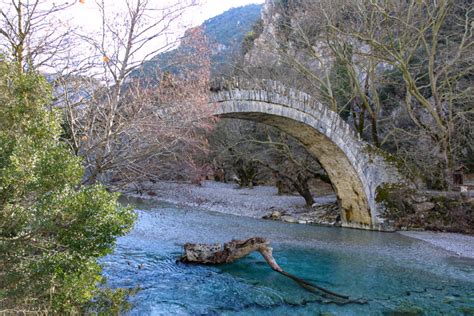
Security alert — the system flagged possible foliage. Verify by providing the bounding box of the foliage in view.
[0,61,136,313]
[328,56,353,121]
[242,19,264,56]
[85,287,139,315]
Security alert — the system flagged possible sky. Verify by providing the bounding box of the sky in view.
[69,0,265,30]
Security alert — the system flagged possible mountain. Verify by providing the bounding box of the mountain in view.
[131,4,262,82]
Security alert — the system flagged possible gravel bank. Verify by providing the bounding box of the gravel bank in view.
[398,231,474,259]
[128,180,336,219]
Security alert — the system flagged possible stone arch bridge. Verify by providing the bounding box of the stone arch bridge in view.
[210,78,405,231]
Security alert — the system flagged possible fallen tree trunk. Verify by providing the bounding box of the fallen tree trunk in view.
[179,237,352,301]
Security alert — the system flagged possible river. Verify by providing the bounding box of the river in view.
[101,197,474,315]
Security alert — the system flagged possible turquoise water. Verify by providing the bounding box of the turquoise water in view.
[102,197,474,315]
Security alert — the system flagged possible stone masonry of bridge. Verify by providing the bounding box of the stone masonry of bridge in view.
[210,78,406,231]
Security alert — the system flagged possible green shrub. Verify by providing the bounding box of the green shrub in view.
[0,60,136,313]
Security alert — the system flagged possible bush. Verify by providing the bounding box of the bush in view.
[0,61,136,313]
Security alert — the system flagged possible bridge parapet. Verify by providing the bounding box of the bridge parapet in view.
[211,77,361,149]
[211,77,314,109]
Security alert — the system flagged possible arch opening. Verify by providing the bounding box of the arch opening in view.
[217,107,372,229]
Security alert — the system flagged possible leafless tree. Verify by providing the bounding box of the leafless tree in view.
[209,119,332,206]
[0,0,74,72]
[68,22,214,186]
[322,0,473,187]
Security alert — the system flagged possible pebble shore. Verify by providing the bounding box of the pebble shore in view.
[127,180,337,219]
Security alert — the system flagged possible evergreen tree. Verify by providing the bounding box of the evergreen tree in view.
[0,60,136,313]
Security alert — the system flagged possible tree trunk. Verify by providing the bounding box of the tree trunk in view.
[275,173,293,195]
[294,174,314,206]
[351,103,365,137]
[179,237,358,302]
[441,137,454,190]
[234,159,257,188]
[370,113,380,148]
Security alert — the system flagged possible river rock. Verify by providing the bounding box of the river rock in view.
[281,215,298,223]
[411,194,428,203]
[271,210,282,219]
[262,210,283,220]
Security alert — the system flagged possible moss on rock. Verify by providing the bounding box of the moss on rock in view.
[376,184,474,234]
[364,144,405,172]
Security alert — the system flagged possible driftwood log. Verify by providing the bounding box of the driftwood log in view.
[179,237,352,301]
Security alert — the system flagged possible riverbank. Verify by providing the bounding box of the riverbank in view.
[398,231,474,259]
[124,180,337,219]
[123,180,474,259]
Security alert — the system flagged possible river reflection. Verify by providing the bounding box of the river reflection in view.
[101,197,474,315]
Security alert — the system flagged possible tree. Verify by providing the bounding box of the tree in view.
[321,0,473,188]
[250,131,331,206]
[0,0,74,73]
[1,0,214,188]
[250,0,384,146]
[209,120,332,206]
[0,60,135,313]
[57,0,214,187]
[68,26,213,187]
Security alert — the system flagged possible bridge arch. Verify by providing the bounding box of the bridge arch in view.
[210,79,404,231]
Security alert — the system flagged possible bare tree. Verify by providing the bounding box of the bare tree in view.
[0,0,74,72]
[209,120,332,206]
[68,21,214,186]
[1,0,217,187]
[321,0,473,187]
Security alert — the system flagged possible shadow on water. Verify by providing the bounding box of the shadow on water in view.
[101,196,474,315]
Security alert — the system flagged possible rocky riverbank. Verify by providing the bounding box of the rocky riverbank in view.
[123,180,474,259]
[124,180,339,225]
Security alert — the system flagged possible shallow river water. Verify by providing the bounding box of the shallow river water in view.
[101,197,474,315]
